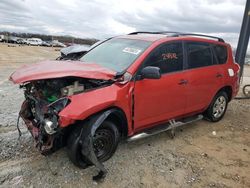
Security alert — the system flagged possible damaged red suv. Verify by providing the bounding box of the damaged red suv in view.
[10,32,240,179]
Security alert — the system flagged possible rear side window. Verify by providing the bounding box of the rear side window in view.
[187,42,213,69]
[144,42,183,74]
[213,45,228,64]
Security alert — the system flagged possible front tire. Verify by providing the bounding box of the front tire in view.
[67,120,120,168]
[204,91,228,122]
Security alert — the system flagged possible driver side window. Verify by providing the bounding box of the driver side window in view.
[144,42,184,74]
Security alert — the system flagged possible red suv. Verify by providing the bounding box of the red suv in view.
[10,32,240,180]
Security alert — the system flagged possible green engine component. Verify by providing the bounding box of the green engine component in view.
[43,90,58,102]
[47,95,58,102]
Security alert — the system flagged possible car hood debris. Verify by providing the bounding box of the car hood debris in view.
[60,44,90,56]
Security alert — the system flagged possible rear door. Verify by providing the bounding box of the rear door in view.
[184,41,224,114]
[133,42,188,131]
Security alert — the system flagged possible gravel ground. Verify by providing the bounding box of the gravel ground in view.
[0,43,249,188]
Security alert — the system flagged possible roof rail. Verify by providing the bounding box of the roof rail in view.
[128,31,224,42]
[128,31,180,35]
[171,33,225,42]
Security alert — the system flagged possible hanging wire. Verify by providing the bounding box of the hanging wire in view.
[16,114,22,137]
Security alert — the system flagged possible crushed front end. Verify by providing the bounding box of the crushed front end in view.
[18,77,109,155]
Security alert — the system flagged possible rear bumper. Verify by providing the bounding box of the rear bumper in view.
[232,79,240,99]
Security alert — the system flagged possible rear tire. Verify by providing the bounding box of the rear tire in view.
[204,91,228,122]
[67,120,120,168]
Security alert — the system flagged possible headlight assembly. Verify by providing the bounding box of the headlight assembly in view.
[48,97,71,113]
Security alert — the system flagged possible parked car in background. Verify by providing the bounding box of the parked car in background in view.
[8,36,19,43]
[51,40,66,47]
[41,41,52,47]
[0,35,9,42]
[0,35,4,42]
[17,38,26,44]
[26,38,43,46]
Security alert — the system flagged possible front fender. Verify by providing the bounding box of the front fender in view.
[58,83,131,128]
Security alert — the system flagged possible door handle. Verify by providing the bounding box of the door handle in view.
[216,73,223,78]
[178,79,188,85]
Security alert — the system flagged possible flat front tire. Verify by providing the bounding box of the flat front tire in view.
[67,120,120,168]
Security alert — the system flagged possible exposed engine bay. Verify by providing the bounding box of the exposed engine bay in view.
[23,77,110,102]
[19,77,112,154]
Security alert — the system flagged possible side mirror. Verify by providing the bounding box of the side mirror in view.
[141,66,161,79]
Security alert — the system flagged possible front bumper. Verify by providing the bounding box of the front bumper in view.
[20,99,116,181]
[19,100,63,155]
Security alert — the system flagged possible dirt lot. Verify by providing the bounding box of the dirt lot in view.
[0,43,249,188]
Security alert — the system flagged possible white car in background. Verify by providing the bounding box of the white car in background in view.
[0,35,4,42]
[51,40,66,47]
[26,38,43,46]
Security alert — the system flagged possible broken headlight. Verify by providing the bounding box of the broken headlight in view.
[44,98,70,135]
[44,119,57,135]
[48,97,71,113]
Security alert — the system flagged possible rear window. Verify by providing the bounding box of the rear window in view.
[212,45,228,64]
[187,42,213,69]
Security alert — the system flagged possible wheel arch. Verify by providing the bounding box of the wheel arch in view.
[216,85,233,101]
[66,106,126,179]
[104,107,128,138]
[70,106,129,138]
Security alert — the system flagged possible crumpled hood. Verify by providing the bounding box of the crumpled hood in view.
[10,60,116,84]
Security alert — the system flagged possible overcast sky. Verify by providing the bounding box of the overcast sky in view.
[0,0,248,49]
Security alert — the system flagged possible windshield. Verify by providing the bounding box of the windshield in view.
[80,38,151,72]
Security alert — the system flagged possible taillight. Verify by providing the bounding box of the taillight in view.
[234,63,241,82]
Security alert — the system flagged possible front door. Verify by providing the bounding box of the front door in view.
[133,42,188,131]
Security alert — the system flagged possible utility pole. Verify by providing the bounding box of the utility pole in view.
[51,35,53,48]
[235,0,250,78]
